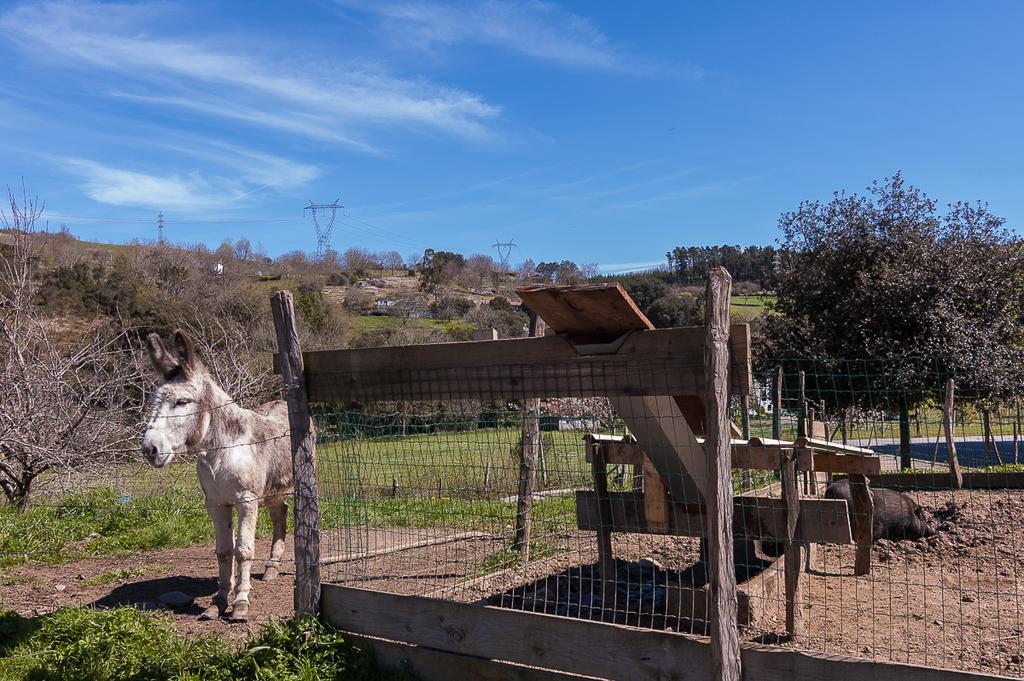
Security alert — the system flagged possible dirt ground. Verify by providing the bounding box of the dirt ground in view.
[3,489,1024,677]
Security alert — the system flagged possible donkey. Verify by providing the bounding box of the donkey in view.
[140,329,293,622]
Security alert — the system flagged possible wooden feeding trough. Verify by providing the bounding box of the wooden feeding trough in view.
[520,282,884,636]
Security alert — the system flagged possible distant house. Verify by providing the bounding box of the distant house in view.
[375,299,396,308]
[509,298,526,312]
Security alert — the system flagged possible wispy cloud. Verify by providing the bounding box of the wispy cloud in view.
[1,1,501,150]
[336,0,681,74]
[58,145,322,210]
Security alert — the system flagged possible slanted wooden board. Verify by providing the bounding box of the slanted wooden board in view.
[274,326,749,402]
[575,491,853,544]
[610,395,705,502]
[322,585,1008,681]
[810,452,882,476]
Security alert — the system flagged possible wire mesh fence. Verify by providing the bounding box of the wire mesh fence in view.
[312,358,1024,678]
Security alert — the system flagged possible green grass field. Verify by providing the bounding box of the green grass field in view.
[0,425,771,569]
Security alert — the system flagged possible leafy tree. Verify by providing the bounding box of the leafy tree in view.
[761,173,1024,463]
[418,249,465,295]
[646,293,702,328]
[536,260,582,284]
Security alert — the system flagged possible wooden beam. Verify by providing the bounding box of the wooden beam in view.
[275,326,750,402]
[575,491,853,544]
[323,585,1010,681]
[808,452,882,476]
[350,633,585,681]
[732,444,812,471]
[642,453,670,532]
[270,290,321,617]
[611,395,705,501]
[865,471,1024,490]
[793,437,875,456]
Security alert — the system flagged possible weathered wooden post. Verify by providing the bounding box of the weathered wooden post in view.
[944,378,963,490]
[899,397,913,470]
[850,473,873,576]
[703,267,741,681]
[271,290,321,617]
[781,449,804,637]
[513,311,546,559]
[772,366,782,440]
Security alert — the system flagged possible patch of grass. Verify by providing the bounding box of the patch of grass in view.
[0,607,409,681]
[0,488,212,567]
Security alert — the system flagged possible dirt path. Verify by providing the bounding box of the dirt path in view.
[1,537,297,643]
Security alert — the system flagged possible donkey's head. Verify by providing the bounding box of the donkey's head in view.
[141,329,211,467]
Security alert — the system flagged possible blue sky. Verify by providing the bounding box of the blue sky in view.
[2,1,1023,272]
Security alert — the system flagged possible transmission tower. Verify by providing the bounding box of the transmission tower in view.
[492,239,516,272]
[156,212,165,244]
[304,199,342,257]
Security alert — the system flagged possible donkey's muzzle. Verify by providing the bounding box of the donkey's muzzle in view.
[141,441,159,465]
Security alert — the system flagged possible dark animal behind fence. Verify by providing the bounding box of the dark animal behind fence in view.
[825,479,937,542]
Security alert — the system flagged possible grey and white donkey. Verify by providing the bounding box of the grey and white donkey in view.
[140,329,293,622]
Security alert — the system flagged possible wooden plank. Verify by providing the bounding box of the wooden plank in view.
[575,491,853,544]
[276,327,749,402]
[809,452,882,476]
[584,438,816,472]
[781,450,803,638]
[794,437,875,456]
[611,395,705,501]
[584,438,643,466]
[866,471,1024,490]
[352,634,586,680]
[702,267,741,681]
[850,474,873,576]
[322,585,1011,681]
[732,444,812,471]
[516,283,654,344]
[642,453,670,532]
[270,290,321,617]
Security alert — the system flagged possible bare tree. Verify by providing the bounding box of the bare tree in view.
[0,188,137,509]
[379,250,404,275]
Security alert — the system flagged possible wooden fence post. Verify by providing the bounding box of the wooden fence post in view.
[703,267,741,681]
[513,312,546,559]
[781,450,804,638]
[772,366,782,440]
[944,378,963,490]
[850,474,873,576]
[271,290,322,617]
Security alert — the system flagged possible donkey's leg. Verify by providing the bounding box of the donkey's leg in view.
[262,500,287,581]
[200,504,234,621]
[229,500,259,623]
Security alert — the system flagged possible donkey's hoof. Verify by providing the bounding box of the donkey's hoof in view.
[198,604,223,621]
[262,565,280,581]
[229,601,250,623]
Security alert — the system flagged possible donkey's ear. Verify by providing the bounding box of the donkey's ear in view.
[173,329,197,377]
[146,333,179,377]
